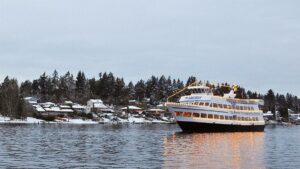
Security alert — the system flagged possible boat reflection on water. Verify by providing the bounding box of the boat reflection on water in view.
[163,132,265,169]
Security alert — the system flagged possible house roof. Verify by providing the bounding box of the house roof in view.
[121,106,142,110]
[88,99,103,103]
[72,104,86,109]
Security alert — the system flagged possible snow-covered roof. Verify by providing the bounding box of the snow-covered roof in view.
[88,99,103,103]
[29,101,38,104]
[72,104,86,109]
[60,105,71,109]
[44,107,61,112]
[24,97,34,100]
[121,106,142,110]
[93,103,107,109]
[44,106,74,113]
[64,101,73,104]
[33,105,45,112]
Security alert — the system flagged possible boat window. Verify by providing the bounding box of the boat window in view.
[183,112,192,117]
[228,105,233,109]
[218,104,223,108]
[225,116,229,120]
[252,117,256,121]
[208,114,213,119]
[250,107,254,111]
[176,112,183,116]
[220,115,224,120]
[212,103,218,108]
[255,117,259,121]
[201,113,207,118]
[246,117,250,121]
[205,102,210,106]
[199,102,204,106]
[241,117,245,121]
[237,117,241,121]
[193,113,200,118]
[214,115,219,119]
[230,116,234,120]
[235,106,240,110]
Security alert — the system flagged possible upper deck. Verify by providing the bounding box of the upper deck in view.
[179,85,263,106]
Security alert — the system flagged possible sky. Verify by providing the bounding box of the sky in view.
[0,0,300,95]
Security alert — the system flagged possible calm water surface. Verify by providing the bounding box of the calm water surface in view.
[0,124,299,169]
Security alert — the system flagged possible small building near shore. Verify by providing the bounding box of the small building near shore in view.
[24,96,39,105]
[72,104,86,113]
[146,108,172,118]
[86,99,114,113]
[121,106,143,114]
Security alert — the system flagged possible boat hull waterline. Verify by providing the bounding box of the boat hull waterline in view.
[177,121,265,132]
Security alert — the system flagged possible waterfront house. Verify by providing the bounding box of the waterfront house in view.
[121,106,143,114]
[86,99,114,113]
[72,104,86,113]
[24,96,38,105]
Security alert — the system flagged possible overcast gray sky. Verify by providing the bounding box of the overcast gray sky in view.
[0,0,300,95]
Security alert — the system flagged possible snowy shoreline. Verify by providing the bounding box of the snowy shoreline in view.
[0,116,175,124]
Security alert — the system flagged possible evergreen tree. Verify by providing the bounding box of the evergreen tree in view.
[20,80,33,97]
[277,94,288,120]
[127,82,135,100]
[135,80,146,102]
[88,78,97,99]
[38,73,48,102]
[114,78,126,105]
[0,77,24,118]
[264,89,276,116]
[75,71,88,103]
[186,76,197,86]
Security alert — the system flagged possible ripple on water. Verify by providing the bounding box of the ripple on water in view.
[0,124,300,168]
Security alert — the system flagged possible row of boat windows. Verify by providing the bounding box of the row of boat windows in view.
[176,112,259,121]
[188,102,257,111]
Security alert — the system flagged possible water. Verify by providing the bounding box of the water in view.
[0,124,299,169]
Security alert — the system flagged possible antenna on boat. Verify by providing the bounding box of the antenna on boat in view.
[166,80,198,102]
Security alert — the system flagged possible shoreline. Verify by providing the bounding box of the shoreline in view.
[0,116,175,125]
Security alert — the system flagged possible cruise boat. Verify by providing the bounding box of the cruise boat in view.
[165,84,265,132]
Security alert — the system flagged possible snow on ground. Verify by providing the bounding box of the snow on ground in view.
[0,116,44,124]
[0,115,174,124]
[66,119,98,124]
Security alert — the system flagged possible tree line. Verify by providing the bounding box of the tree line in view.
[0,70,299,119]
